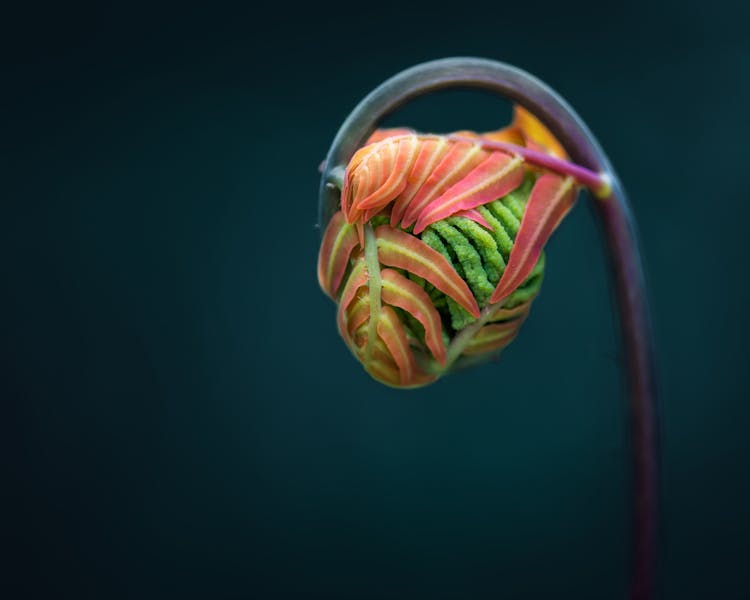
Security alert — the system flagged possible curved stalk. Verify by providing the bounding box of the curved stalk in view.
[318,57,658,600]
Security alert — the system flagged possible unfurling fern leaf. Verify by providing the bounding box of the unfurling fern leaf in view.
[318,107,580,388]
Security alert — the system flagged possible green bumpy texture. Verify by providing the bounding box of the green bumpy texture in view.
[416,174,545,332]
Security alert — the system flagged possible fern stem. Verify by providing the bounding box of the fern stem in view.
[319,57,658,600]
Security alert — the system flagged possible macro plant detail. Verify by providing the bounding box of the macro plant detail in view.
[318,108,583,388]
[316,58,658,600]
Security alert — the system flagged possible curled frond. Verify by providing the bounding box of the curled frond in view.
[318,105,582,388]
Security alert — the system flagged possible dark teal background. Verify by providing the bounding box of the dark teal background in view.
[5,2,749,598]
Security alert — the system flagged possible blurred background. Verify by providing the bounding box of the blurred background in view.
[4,1,749,598]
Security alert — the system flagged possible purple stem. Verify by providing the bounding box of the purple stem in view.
[449,135,612,197]
[318,57,658,600]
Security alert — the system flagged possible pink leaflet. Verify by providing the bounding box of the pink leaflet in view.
[375,226,480,318]
[490,174,577,304]
[317,211,359,298]
[376,305,417,386]
[413,152,525,234]
[380,268,447,365]
[400,141,487,228]
[452,209,491,230]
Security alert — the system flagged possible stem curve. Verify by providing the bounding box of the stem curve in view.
[318,57,658,600]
